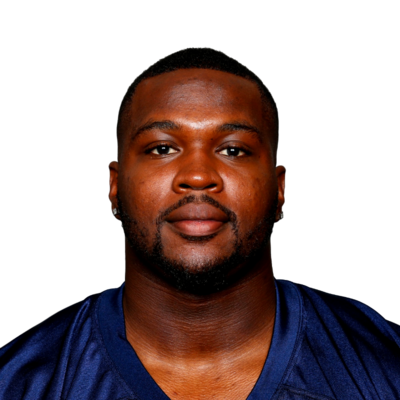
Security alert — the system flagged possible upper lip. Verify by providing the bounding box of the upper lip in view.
[165,203,230,223]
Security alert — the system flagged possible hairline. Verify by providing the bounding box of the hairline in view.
[117,67,278,162]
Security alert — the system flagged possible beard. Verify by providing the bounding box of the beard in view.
[118,193,278,295]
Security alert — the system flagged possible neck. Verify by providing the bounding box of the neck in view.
[123,242,276,362]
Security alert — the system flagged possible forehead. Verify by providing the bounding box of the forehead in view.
[125,69,267,132]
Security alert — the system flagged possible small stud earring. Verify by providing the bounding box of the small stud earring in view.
[280,212,284,220]
[112,208,119,216]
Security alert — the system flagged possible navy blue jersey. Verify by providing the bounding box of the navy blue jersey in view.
[1,280,400,399]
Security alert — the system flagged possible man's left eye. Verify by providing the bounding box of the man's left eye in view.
[218,147,246,157]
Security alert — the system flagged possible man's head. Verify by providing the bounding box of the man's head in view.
[109,48,285,295]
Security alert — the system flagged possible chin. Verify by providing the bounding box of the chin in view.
[147,240,248,295]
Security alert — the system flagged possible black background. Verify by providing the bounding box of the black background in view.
[1,37,400,344]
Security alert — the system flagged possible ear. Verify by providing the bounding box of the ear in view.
[275,165,286,222]
[109,161,121,220]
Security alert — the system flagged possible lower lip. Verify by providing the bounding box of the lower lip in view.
[169,220,225,236]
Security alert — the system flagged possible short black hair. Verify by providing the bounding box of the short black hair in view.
[117,48,279,156]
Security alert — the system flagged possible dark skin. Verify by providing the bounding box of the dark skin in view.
[109,69,286,399]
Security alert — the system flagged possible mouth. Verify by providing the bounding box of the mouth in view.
[169,220,225,236]
[165,203,230,237]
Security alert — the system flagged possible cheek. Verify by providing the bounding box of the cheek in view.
[224,171,276,227]
[120,165,173,221]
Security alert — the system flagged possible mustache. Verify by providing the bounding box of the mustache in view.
[156,194,237,225]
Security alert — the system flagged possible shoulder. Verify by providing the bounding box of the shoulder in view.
[276,280,400,399]
[293,281,400,340]
[0,291,105,399]
[277,279,400,338]
[0,292,100,354]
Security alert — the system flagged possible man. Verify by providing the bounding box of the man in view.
[1,48,399,400]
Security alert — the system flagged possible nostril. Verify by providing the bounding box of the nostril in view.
[179,183,217,190]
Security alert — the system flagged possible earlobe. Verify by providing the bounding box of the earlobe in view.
[275,165,286,222]
[109,161,121,220]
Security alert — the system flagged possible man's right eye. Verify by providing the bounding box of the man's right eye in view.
[149,145,178,155]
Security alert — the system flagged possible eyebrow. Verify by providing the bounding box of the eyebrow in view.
[217,122,264,142]
[131,120,180,142]
[130,120,264,143]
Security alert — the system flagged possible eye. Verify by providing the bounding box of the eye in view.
[218,147,247,157]
[149,145,178,155]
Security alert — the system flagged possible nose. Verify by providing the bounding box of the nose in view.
[172,151,224,194]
